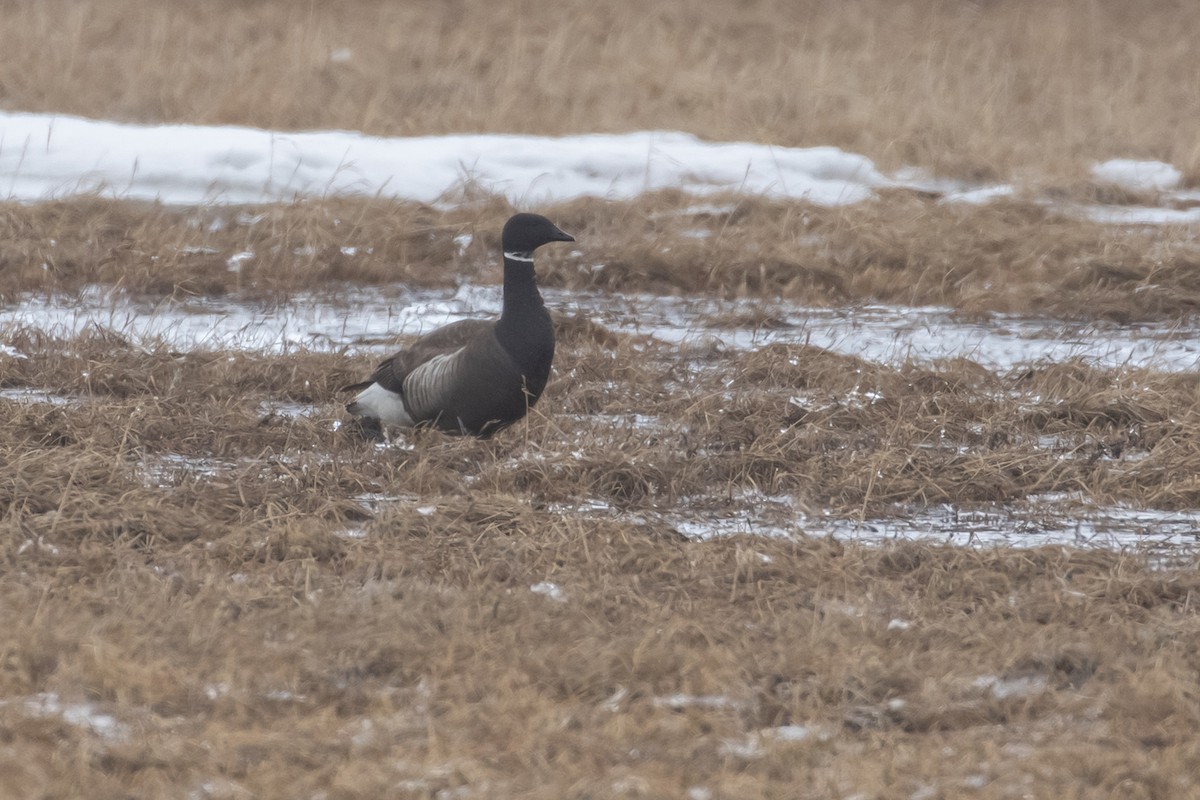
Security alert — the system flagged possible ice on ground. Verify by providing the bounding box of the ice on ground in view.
[1076,204,1200,226]
[530,581,567,603]
[0,111,886,207]
[3,693,128,742]
[138,453,237,487]
[940,185,1017,205]
[0,387,79,406]
[5,285,1200,372]
[973,674,1049,700]
[653,694,746,712]
[662,499,1200,566]
[720,724,825,759]
[257,399,321,419]
[1091,159,1183,193]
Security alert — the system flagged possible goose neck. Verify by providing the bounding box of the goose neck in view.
[499,254,544,322]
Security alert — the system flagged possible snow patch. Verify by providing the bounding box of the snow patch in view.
[5,693,127,741]
[0,112,888,207]
[1092,159,1182,192]
[530,581,567,603]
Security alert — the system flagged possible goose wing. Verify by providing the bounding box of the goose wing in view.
[343,318,495,394]
[399,329,524,431]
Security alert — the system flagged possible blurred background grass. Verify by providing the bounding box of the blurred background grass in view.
[2,0,1197,180]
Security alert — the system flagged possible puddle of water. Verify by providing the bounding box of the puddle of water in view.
[352,492,420,513]
[257,399,320,419]
[4,285,1200,371]
[819,502,1200,558]
[554,493,1200,564]
[138,453,236,487]
[0,387,79,406]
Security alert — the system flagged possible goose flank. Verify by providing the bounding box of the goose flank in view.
[344,213,575,438]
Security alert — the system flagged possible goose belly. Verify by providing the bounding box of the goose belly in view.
[348,382,416,427]
[426,370,538,435]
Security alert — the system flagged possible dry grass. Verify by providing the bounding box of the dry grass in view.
[4,1,1200,793]
[3,308,1200,796]
[1,0,1199,180]
[5,194,1200,321]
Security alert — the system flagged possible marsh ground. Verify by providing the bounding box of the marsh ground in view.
[4,1,1200,797]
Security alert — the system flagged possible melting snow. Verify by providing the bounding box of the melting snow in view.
[1091,159,1183,193]
[530,581,567,603]
[719,724,825,759]
[1,111,887,207]
[1075,204,1200,226]
[653,694,745,711]
[973,674,1049,700]
[4,693,128,741]
[0,113,1195,227]
[663,500,1200,566]
[0,387,79,406]
[5,286,1200,372]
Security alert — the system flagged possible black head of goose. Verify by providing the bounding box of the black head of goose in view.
[344,212,575,438]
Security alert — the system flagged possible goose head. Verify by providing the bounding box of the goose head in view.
[502,213,575,260]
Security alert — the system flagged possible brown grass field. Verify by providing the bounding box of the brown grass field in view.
[4,1,1200,798]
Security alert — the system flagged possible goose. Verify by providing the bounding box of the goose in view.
[344,213,575,438]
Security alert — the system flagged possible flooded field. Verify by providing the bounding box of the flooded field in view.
[4,280,1200,559]
[4,196,1200,798]
[6,284,1200,371]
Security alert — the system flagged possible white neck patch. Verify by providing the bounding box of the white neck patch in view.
[503,251,534,263]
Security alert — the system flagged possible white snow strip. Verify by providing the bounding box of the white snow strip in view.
[1076,204,1200,226]
[3,112,1197,222]
[940,185,1017,205]
[0,111,886,206]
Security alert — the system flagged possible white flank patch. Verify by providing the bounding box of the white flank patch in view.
[349,382,415,427]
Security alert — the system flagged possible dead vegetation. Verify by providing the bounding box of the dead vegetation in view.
[4,194,1200,322]
[2,0,1199,181]
[3,0,1200,792]
[3,305,1200,796]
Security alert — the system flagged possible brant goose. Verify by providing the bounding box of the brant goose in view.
[344,213,575,438]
